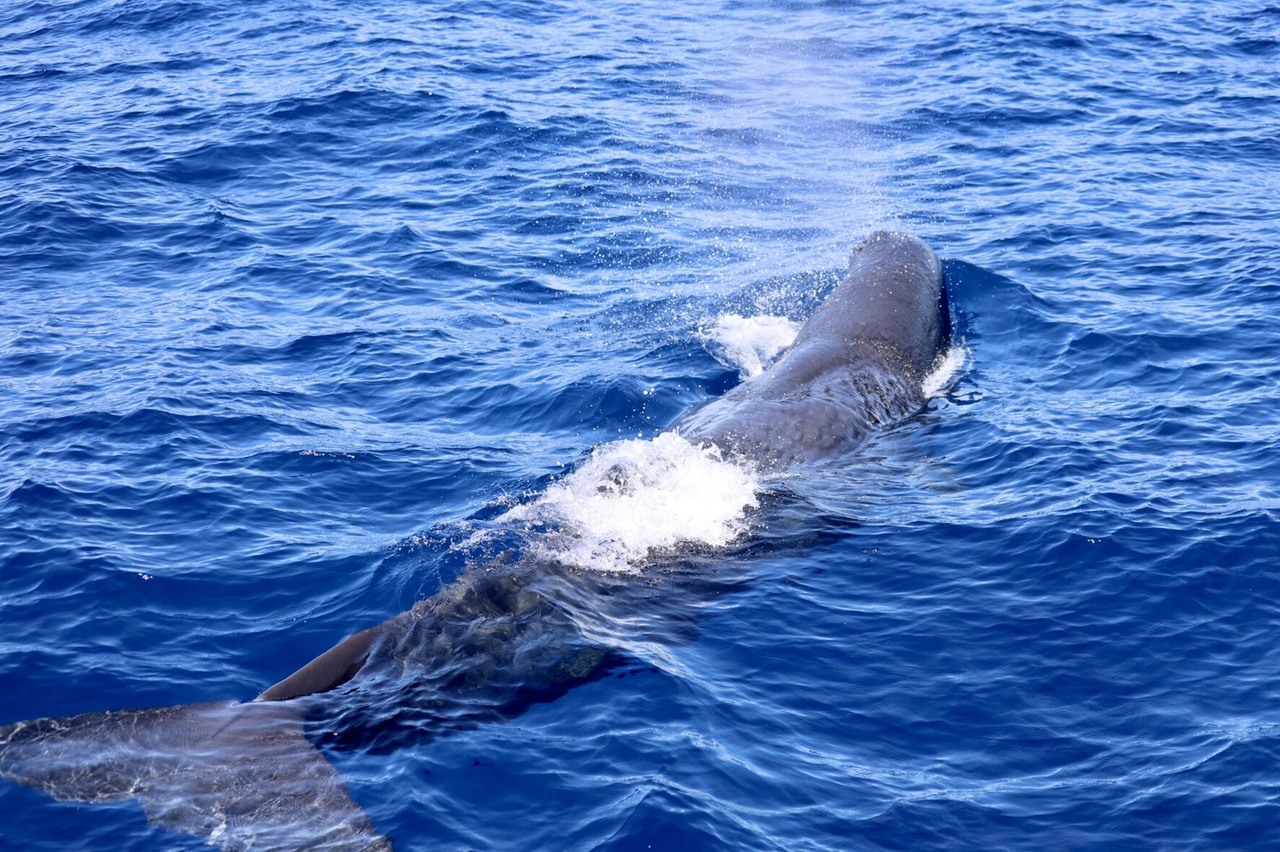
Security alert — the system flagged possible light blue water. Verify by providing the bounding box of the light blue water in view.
[2,0,1278,848]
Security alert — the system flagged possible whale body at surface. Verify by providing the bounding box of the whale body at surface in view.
[0,232,953,851]
[677,230,949,466]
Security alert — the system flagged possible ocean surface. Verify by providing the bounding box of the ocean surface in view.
[2,0,1278,848]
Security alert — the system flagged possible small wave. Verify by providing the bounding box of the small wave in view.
[700,313,800,378]
[498,432,760,574]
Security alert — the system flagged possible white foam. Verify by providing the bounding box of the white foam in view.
[700,313,800,378]
[922,343,969,398]
[499,432,760,574]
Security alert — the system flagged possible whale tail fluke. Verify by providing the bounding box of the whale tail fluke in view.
[0,699,391,851]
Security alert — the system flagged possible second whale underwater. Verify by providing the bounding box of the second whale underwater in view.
[0,231,954,850]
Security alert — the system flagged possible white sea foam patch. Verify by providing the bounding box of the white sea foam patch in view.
[700,313,800,378]
[499,432,760,573]
[922,343,969,398]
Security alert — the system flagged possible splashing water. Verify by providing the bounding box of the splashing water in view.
[922,344,969,398]
[500,432,761,574]
[700,313,801,378]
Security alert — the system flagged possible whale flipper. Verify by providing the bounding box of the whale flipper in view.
[258,622,387,701]
[0,700,391,851]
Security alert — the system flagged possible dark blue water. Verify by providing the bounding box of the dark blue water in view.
[3,0,1278,848]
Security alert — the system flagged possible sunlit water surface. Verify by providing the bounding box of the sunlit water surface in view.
[2,0,1278,848]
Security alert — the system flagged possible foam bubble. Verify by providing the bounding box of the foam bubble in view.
[700,313,800,378]
[499,432,761,573]
[922,343,969,398]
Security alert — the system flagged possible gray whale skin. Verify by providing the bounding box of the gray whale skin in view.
[0,232,950,851]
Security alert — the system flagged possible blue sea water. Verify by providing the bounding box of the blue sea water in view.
[2,0,1278,848]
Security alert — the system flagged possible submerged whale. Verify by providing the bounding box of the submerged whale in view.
[0,231,951,850]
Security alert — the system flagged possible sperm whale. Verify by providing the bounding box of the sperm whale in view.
[0,231,951,851]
